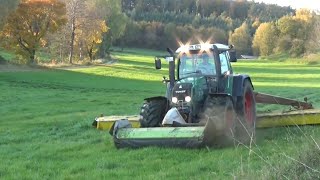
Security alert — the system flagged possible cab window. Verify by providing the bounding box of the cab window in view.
[219,52,229,74]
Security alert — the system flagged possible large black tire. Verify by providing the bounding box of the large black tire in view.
[139,99,169,127]
[202,96,236,147]
[235,80,256,144]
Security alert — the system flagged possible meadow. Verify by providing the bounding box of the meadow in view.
[0,49,320,179]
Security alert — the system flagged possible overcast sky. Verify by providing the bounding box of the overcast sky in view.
[252,0,320,11]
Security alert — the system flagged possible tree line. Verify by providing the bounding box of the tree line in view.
[121,0,294,22]
[0,0,126,65]
[0,0,319,65]
[116,0,319,57]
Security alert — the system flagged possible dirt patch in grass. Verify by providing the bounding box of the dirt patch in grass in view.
[54,62,117,70]
[0,59,118,72]
[42,59,118,70]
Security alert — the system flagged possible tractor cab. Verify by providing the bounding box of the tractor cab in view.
[155,43,236,81]
[178,52,216,78]
[177,45,235,80]
[176,44,237,79]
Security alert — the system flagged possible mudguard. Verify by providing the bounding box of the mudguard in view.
[232,75,253,97]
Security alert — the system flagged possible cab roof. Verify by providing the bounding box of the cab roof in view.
[175,43,230,54]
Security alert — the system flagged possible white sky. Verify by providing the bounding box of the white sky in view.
[252,0,320,11]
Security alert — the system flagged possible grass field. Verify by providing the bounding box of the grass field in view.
[1,48,320,179]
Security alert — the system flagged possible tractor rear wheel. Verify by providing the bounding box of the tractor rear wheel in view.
[139,98,169,127]
[235,80,256,144]
[202,96,236,146]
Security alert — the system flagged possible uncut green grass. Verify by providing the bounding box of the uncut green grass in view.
[1,49,320,179]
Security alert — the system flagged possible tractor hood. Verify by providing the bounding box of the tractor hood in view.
[172,76,218,104]
[174,76,208,99]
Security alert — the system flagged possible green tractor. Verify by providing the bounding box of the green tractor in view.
[137,44,256,146]
[104,43,318,148]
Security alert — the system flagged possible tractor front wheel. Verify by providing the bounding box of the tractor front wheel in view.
[139,98,169,127]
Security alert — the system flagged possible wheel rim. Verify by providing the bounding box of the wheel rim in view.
[245,92,254,125]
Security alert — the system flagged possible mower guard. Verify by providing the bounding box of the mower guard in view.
[109,118,225,148]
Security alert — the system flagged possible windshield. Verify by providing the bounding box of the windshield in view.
[179,52,216,78]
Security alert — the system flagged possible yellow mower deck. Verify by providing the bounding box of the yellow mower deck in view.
[95,115,140,130]
[256,109,320,128]
[94,110,320,131]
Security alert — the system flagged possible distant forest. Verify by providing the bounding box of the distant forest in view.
[115,0,315,56]
[115,0,295,54]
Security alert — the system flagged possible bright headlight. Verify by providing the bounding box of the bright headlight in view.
[185,96,191,102]
[172,97,178,103]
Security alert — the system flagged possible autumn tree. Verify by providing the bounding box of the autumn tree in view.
[275,9,315,56]
[195,27,228,44]
[291,9,315,56]
[93,0,127,58]
[62,0,125,61]
[275,35,291,53]
[0,0,20,30]
[1,0,67,64]
[306,16,320,53]
[277,16,301,38]
[252,22,278,56]
[229,22,252,56]
[44,27,69,62]
[77,3,108,61]
[294,9,314,40]
[64,0,86,64]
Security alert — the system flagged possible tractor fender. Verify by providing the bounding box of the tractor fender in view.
[232,75,254,97]
[144,96,170,102]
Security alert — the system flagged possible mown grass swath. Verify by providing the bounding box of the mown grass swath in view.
[0,49,319,179]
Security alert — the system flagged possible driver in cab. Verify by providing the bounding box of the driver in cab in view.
[197,53,215,75]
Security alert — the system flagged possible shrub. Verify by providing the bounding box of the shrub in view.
[290,39,305,57]
[0,55,7,64]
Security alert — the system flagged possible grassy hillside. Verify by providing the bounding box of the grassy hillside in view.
[0,49,320,179]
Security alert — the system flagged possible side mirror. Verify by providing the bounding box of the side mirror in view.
[155,57,161,69]
[229,50,237,62]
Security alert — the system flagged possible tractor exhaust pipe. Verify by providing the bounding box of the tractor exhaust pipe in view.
[212,45,222,92]
[167,48,175,89]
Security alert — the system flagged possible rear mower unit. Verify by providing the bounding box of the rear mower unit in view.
[95,43,320,149]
